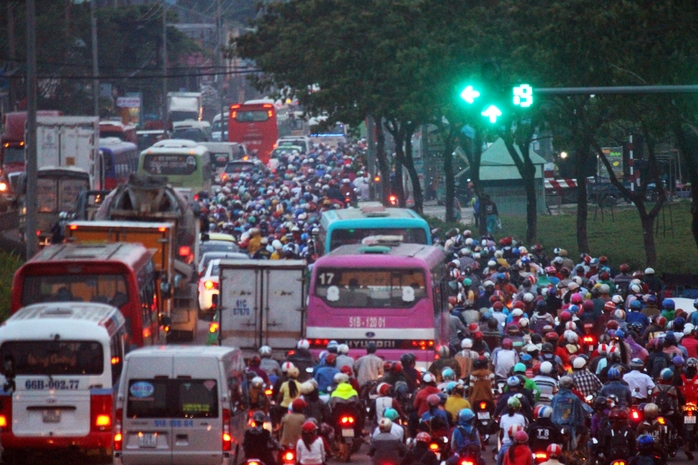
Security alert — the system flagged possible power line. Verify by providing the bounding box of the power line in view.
[3,68,260,80]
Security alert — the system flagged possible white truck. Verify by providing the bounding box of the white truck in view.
[167,92,203,123]
[36,116,101,188]
[215,260,307,354]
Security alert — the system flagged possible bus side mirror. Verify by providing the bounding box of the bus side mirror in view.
[211,294,219,308]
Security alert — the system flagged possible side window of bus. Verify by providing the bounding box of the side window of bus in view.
[110,329,125,383]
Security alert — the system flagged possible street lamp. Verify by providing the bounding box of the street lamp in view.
[560,151,568,159]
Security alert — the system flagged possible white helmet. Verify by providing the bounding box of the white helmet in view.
[337,344,350,355]
[461,338,473,349]
[297,339,310,350]
[523,293,535,303]
[540,361,554,375]
[258,345,272,357]
[281,361,295,373]
[572,357,587,369]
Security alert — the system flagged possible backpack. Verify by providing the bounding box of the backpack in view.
[653,384,676,414]
[649,354,668,379]
[421,411,448,434]
[607,428,632,460]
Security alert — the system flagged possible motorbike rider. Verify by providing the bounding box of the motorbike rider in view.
[367,418,408,465]
[456,338,481,380]
[635,403,669,463]
[296,420,326,465]
[243,410,280,465]
[329,372,363,438]
[467,356,496,405]
[503,431,533,465]
[300,380,331,426]
[354,341,384,387]
[551,376,589,449]
[599,367,632,409]
[314,353,339,394]
[429,346,462,381]
[402,432,439,465]
[492,338,520,381]
[420,393,451,437]
[495,376,533,419]
[248,376,271,413]
[280,398,308,448]
[445,382,471,422]
[623,358,655,403]
[570,355,604,399]
[335,344,354,371]
[371,408,404,440]
[499,396,529,449]
[532,362,558,405]
[598,408,636,465]
[527,406,564,455]
[259,345,282,379]
[368,382,406,426]
[628,434,664,465]
[539,444,564,465]
[286,339,315,381]
[248,355,271,385]
[650,367,692,459]
[446,408,483,465]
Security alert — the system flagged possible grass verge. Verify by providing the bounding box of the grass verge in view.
[0,251,22,322]
[426,200,698,274]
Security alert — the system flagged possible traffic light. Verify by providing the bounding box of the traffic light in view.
[458,83,534,124]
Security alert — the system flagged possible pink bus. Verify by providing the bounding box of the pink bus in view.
[306,243,450,365]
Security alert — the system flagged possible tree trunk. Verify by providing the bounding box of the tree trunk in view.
[392,127,406,207]
[672,122,698,251]
[523,163,537,243]
[403,126,423,214]
[575,142,590,253]
[639,209,658,267]
[444,130,455,222]
[375,120,390,205]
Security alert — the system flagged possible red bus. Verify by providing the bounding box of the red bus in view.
[228,100,278,164]
[11,243,164,349]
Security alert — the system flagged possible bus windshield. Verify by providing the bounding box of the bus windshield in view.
[21,274,129,308]
[4,147,24,164]
[142,154,197,176]
[313,268,427,308]
[330,228,427,251]
[1,340,104,375]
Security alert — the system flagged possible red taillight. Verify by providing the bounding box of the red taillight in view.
[283,450,295,462]
[657,417,666,425]
[0,396,11,433]
[209,322,220,333]
[611,461,626,465]
[480,402,487,410]
[429,443,439,451]
[178,245,191,257]
[535,453,548,460]
[69,224,78,231]
[583,336,595,343]
[265,388,273,396]
[631,410,640,420]
[461,461,474,465]
[114,408,123,451]
[90,393,112,432]
[223,408,231,451]
[340,416,354,425]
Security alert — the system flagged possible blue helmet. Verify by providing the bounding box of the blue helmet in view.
[383,408,399,421]
[637,434,655,450]
[458,408,475,424]
[663,299,675,310]
[630,300,642,310]
[607,367,621,381]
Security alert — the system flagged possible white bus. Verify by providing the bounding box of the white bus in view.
[0,302,127,462]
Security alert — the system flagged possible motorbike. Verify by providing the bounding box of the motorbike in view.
[428,434,450,461]
[657,416,680,458]
[683,402,698,450]
[629,405,644,431]
[335,413,362,461]
[581,322,596,353]
[278,445,296,465]
[473,400,497,444]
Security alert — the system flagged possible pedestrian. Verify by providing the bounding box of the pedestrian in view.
[484,195,499,234]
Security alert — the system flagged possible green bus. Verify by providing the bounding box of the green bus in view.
[138,139,212,192]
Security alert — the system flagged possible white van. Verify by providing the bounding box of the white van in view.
[113,345,247,465]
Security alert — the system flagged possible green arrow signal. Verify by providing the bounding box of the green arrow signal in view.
[481,105,502,123]
[460,86,481,104]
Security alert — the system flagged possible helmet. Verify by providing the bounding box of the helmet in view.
[660,368,674,381]
[423,373,436,384]
[400,353,416,366]
[297,339,310,350]
[251,376,264,388]
[534,405,552,419]
[594,396,607,409]
[559,311,571,322]
[645,267,655,275]
[608,408,628,421]
[302,420,318,433]
[688,358,698,368]
[300,381,317,395]
[442,368,456,380]
[474,356,488,370]
[378,383,391,396]
[259,345,272,357]
[614,309,626,320]
[252,410,266,425]
[384,408,399,421]
[630,358,644,369]
[334,373,349,384]
[427,394,442,407]
[663,298,675,310]
[637,434,655,451]
[547,444,562,458]
[514,363,526,374]
[461,338,473,349]
[502,338,513,350]
[644,403,659,420]
[378,418,393,432]
[337,344,349,355]
[514,431,529,444]
[630,300,642,310]
[249,355,261,367]
[291,398,307,413]
[287,367,300,378]
[325,354,337,366]
[572,357,587,370]
[656,316,667,328]
[559,376,574,389]
[607,367,621,381]
[523,292,535,303]
[437,345,450,358]
[672,355,685,367]
[540,361,554,375]
[416,432,432,443]
[507,376,522,387]
[507,396,522,409]
[458,408,475,424]
[281,361,295,373]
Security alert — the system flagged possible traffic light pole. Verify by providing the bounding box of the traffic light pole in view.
[535,85,698,95]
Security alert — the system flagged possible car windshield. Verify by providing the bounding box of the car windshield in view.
[126,379,219,419]
[200,241,239,256]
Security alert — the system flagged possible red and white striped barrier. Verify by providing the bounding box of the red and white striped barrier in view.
[545,178,578,191]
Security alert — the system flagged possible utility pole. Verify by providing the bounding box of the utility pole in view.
[217,0,226,141]
[91,0,99,117]
[25,0,38,257]
[161,1,168,127]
